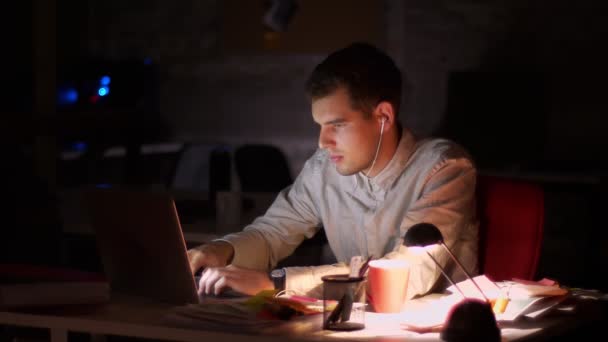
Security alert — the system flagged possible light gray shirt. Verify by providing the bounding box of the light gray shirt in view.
[221,129,478,299]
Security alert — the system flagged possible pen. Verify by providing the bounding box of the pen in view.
[325,293,346,327]
[358,255,373,278]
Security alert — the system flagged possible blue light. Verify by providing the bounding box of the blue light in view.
[144,57,152,65]
[71,141,87,152]
[100,75,111,86]
[98,87,109,96]
[57,87,79,105]
[95,183,112,189]
[65,89,78,102]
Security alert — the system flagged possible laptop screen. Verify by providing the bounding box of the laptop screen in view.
[85,188,199,305]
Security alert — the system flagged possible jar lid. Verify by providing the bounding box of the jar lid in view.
[321,274,365,283]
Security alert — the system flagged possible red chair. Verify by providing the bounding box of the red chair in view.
[477,175,545,281]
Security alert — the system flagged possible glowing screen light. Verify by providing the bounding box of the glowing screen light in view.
[100,75,111,86]
[98,86,109,96]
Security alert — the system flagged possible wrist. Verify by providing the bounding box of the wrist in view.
[213,240,235,265]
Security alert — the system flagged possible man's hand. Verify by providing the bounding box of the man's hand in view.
[198,265,274,296]
[187,241,235,274]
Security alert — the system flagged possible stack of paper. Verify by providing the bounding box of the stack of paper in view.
[399,275,569,332]
[445,275,569,322]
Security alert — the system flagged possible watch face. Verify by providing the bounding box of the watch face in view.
[271,268,285,278]
[271,268,286,292]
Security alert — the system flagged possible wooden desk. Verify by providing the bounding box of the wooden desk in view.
[2,293,601,342]
[0,294,313,342]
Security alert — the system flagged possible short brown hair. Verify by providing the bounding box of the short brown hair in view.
[305,42,403,117]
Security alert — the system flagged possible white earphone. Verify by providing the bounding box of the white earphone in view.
[365,117,387,178]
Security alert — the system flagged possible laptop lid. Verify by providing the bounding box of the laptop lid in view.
[85,188,199,305]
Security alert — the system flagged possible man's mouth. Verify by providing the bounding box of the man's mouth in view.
[330,155,343,163]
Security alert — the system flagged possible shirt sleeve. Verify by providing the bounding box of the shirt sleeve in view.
[219,157,322,272]
[386,156,478,299]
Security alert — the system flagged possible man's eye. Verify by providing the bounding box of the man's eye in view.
[333,123,345,128]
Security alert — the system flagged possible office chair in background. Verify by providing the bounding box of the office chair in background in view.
[234,144,293,192]
[477,175,545,281]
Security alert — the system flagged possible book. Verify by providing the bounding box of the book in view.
[0,263,110,309]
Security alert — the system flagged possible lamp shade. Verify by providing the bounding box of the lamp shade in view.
[403,222,444,247]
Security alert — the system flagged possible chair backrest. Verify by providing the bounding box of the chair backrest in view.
[171,143,231,193]
[477,175,544,281]
[234,144,293,192]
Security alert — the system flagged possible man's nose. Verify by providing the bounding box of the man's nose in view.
[318,128,334,150]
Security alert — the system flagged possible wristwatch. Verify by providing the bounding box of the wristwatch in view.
[270,268,286,292]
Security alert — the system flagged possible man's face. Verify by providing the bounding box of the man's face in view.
[312,87,380,176]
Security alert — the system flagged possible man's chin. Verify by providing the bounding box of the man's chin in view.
[334,164,359,176]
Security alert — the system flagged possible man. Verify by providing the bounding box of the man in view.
[188,42,478,299]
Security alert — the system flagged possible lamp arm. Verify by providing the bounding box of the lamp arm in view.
[440,242,489,302]
[425,251,466,299]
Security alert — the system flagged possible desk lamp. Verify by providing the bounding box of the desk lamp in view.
[403,222,489,302]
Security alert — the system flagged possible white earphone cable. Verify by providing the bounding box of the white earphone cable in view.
[365,119,385,178]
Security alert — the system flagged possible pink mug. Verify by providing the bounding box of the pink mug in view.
[367,259,410,313]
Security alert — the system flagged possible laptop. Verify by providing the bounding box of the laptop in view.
[85,188,207,305]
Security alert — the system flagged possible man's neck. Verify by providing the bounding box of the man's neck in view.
[364,126,402,178]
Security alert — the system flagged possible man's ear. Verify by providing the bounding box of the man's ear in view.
[374,101,396,129]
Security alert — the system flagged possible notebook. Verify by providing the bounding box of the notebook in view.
[85,188,208,305]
